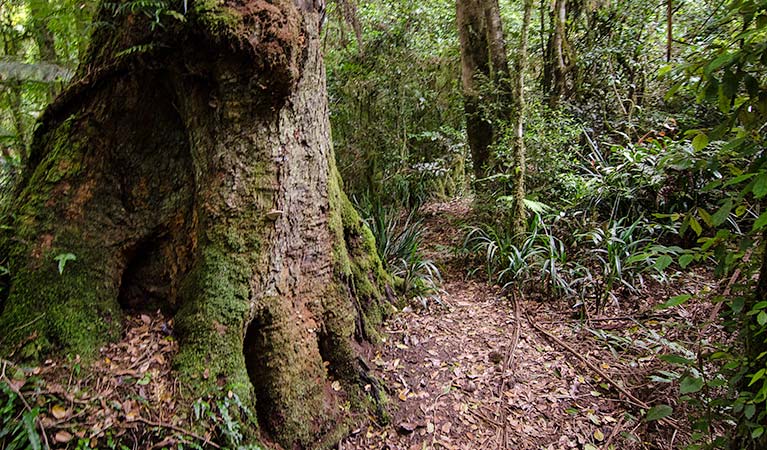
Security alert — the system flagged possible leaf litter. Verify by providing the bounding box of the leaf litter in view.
[0,312,204,447]
[342,198,723,450]
[1,198,727,449]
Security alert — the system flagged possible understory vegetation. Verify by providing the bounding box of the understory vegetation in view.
[0,0,766,448]
[326,0,767,447]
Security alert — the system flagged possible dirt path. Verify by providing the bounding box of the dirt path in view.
[342,199,693,450]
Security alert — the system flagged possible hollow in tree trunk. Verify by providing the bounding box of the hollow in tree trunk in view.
[0,1,391,447]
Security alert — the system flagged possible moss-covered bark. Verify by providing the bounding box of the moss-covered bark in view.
[456,0,513,181]
[0,1,392,448]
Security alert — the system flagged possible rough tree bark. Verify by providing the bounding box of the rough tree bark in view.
[551,0,567,106]
[456,0,511,180]
[0,0,391,447]
[544,0,571,107]
[511,0,533,240]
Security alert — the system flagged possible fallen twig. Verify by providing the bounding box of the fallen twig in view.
[541,312,679,324]
[497,290,521,449]
[525,312,678,429]
[605,415,626,448]
[466,407,503,428]
[128,417,220,449]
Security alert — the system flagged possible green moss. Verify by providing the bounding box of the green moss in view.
[0,242,123,361]
[245,297,330,446]
[190,0,242,41]
[174,245,254,402]
[0,117,123,361]
[322,157,396,438]
[327,157,394,344]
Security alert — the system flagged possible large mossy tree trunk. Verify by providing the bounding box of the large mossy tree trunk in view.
[0,0,391,447]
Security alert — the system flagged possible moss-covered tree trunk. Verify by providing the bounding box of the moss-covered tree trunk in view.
[544,0,569,107]
[511,0,533,240]
[0,0,391,447]
[456,0,511,181]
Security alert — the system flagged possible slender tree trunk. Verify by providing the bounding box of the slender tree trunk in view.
[0,1,390,447]
[512,0,533,240]
[549,0,568,107]
[666,0,673,62]
[5,81,27,163]
[485,0,512,106]
[456,0,512,180]
[457,0,492,179]
[29,0,60,99]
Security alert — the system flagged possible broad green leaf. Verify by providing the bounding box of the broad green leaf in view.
[712,200,733,226]
[659,294,692,309]
[659,354,695,366]
[752,301,767,310]
[692,133,709,152]
[705,52,733,75]
[753,212,767,231]
[698,208,714,227]
[749,368,766,387]
[720,69,739,101]
[753,173,767,198]
[657,64,673,77]
[704,77,719,101]
[645,404,673,422]
[689,217,702,236]
[653,255,673,271]
[680,375,704,394]
[745,403,756,419]
[679,254,694,268]
[758,311,767,326]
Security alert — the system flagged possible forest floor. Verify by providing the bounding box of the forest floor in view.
[342,198,725,450]
[1,198,728,449]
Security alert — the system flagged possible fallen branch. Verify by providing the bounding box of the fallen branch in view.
[467,407,503,428]
[540,312,679,325]
[429,378,456,449]
[127,417,220,449]
[524,312,678,429]
[497,290,521,449]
